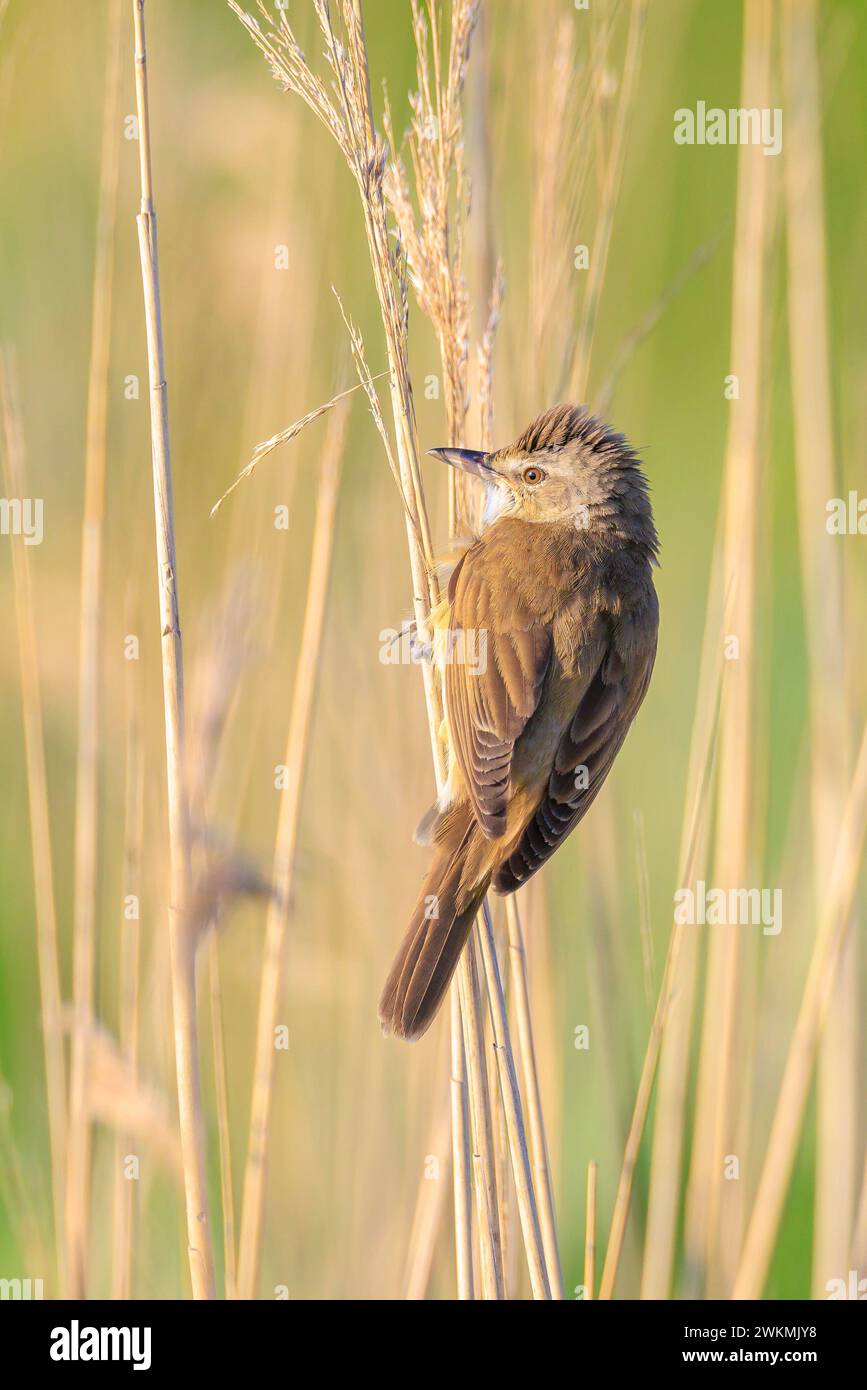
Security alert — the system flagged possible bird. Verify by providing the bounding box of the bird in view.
[378,403,659,1042]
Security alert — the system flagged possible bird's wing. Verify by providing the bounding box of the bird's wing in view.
[493,633,656,893]
[445,544,552,839]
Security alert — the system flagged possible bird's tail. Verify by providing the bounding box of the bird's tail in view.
[378,806,489,1042]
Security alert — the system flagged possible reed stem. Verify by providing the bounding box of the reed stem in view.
[132,0,215,1301]
[505,895,563,1298]
[584,1159,598,1300]
[67,0,123,1298]
[0,351,67,1294]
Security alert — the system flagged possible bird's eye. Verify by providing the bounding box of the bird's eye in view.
[521,465,545,485]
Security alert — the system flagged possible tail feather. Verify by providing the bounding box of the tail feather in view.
[379,812,489,1041]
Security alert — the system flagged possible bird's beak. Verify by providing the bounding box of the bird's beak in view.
[428,446,496,479]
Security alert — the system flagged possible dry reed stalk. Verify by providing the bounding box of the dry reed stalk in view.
[640,922,699,1299]
[598,939,686,1298]
[486,951,510,1287]
[530,12,576,385]
[528,10,600,406]
[478,901,550,1299]
[598,639,724,1300]
[683,0,773,1298]
[132,0,216,1300]
[782,0,857,1296]
[404,1125,453,1299]
[236,400,348,1300]
[402,1077,453,1299]
[852,1157,867,1274]
[0,350,67,1292]
[383,916,461,1299]
[476,262,504,459]
[0,1082,51,1278]
[110,621,144,1301]
[465,1,493,349]
[505,895,563,1298]
[202,152,311,1289]
[448,987,474,1298]
[206,153,312,1298]
[566,0,648,401]
[639,518,726,1299]
[584,1159,598,1299]
[459,938,505,1298]
[633,811,654,1013]
[66,0,123,1298]
[522,879,562,1268]
[733,717,867,1298]
[208,935,236,1297]
[184,578,263,1302]
[382,0,476,457]
[219,133,312,575]
[588,4,609,198]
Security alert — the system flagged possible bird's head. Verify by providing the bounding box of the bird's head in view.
[430,403,657,555]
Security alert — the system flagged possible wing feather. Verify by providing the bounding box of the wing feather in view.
[494,641,656,892]
[445,546,551,839]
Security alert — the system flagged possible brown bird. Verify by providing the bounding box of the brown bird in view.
[379,403,659,1041]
